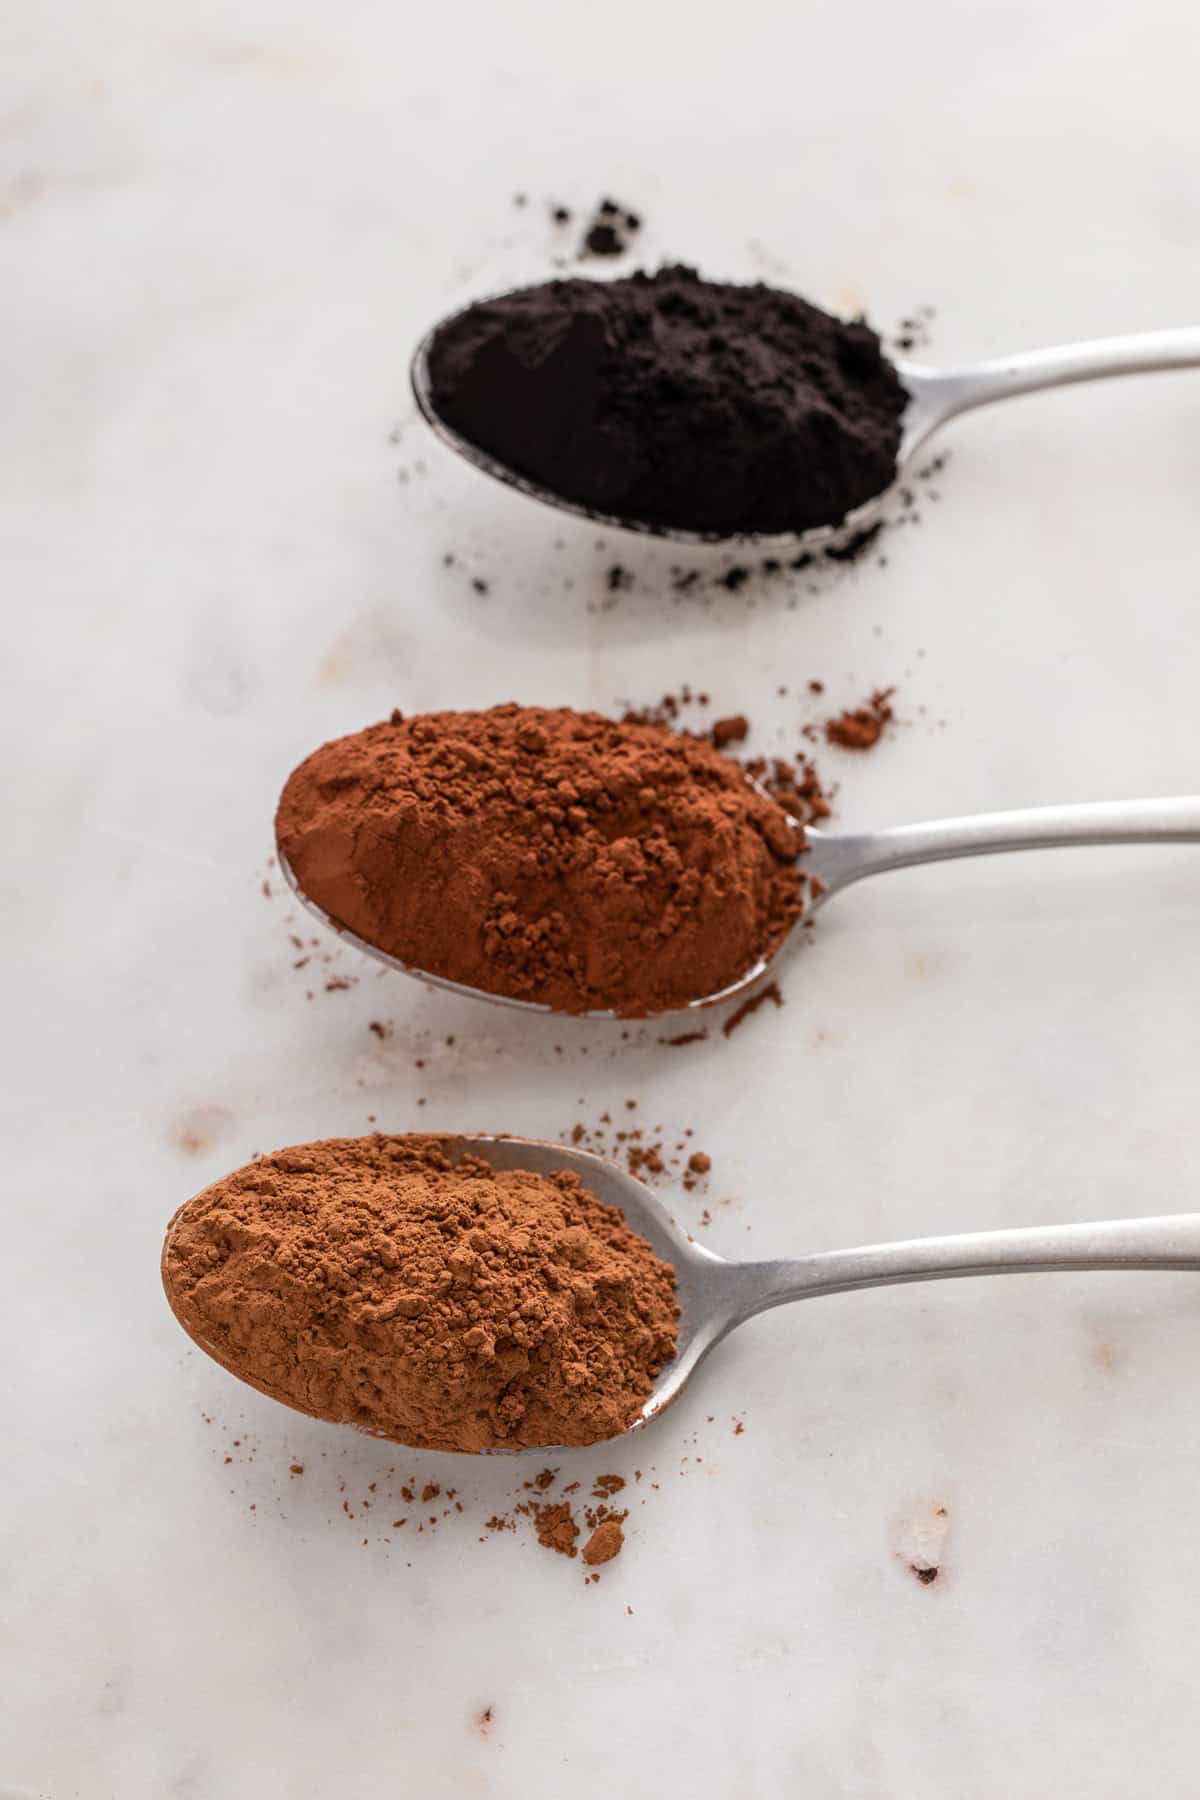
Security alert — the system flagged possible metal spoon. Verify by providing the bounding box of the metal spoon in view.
[278,793,1200,1020]
[452,1135,1200,1444]
[411,318,1200,546]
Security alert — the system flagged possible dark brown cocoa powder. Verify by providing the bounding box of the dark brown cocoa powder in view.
[427,265,907,536]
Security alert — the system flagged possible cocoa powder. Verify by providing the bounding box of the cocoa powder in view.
[276,704,805,1016]
[824,688,896,751]
[426,265,907,536]
[582,1517,625,1565]
[162,1134,679,1453]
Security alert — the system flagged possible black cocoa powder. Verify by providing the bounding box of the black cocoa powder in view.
[426,265,908,537]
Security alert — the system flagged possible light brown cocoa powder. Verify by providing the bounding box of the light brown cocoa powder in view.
[162,1135,678,1453]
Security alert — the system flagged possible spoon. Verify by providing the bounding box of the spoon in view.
[451,1135,1200,1443]
[411,319,1200,546]
[278,793,1200,1020]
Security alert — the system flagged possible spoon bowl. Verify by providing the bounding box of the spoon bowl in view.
[412,315,1200,548]
[279,793,1200,1021]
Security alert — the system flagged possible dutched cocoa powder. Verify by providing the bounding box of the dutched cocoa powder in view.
[162,1134,679,1454]
[276,704,806,1016]
[426,265,907,535]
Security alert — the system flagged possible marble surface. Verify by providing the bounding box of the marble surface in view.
[6,0,1200,1793]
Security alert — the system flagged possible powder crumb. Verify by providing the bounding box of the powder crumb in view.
[823,521,884,564]
[824,688,895,751]
[710,714,749,749]
[578,196,642,260]
[528,1501,580,1558]
[422,1483,440,1504]
[721,980,784,1037]
[289,1463,304,1475]
[592,1474,626,1499]
[687,1152,711,1175]
[582,1518,625,1566]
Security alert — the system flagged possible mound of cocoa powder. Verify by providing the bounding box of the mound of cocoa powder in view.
[162,1135,679,1454]
[426,265,907,535]
[276,704,806,1017]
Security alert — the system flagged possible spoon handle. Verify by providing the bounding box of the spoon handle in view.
[919,326,1200,422]
[736,1215,1200,1317]
[806,795,1200,898]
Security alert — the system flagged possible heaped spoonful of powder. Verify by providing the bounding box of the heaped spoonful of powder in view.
[421,264,908,537]
[275,704,805,1016]
[162,1135,679,1453]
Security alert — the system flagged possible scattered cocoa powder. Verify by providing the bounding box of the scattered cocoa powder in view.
[710,714,749,749]
[582,1518,625,1565]
[746,755,832,827]
[276,705,807,1017]
[722,980,784,1036]
[578,196,642,260]
[565,1110,709,1191]
[824,688,895,751]
[526,1501,580,1557]
[162,1134,678,1453]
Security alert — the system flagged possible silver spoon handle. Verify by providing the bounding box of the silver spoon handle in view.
[919,327,1200,423]
[735,1215,1200,1317]
[806,796,1200,898]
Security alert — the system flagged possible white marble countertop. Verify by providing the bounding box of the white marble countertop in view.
[6,1,1200,1794]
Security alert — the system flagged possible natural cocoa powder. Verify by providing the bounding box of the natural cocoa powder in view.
[824,688,896,751]
[162,1134,679,1453]
[276,704,805,1016]
[581,1516,625,1565]
[427,265,907,536]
